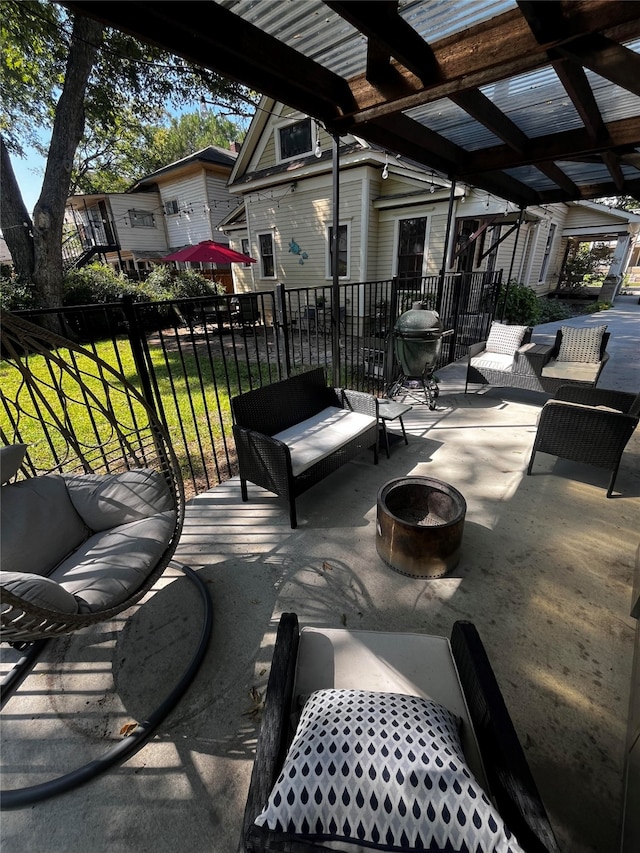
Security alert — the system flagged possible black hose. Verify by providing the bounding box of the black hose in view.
[1,563,213,809]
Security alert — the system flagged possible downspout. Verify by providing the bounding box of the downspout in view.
[331,133,341,386]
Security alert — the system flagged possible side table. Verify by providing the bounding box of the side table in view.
[378,400,412,458]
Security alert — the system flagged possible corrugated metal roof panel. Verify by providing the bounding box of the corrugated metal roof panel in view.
[405,99,503,150]
[480,67,583,138]
[217,0,517,77]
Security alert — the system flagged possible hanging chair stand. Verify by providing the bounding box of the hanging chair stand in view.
[1,563,213,809]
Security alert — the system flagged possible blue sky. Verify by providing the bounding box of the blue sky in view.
[13,146,46,216]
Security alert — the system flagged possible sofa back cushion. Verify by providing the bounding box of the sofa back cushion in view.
[232,368,337,436]
[485,322,530,356]
[64,468,174,532]
[556,325,607,363]
[1,475,88,576]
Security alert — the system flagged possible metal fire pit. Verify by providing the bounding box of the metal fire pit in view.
[376,477,466,578]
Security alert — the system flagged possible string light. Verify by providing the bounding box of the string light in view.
[382,152,389,180]
[314,121,322,158]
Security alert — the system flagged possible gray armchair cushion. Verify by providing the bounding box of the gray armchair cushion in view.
[0,444,28,485]
[50,510,176,612]
[0,571,79,615]
[1,475,89,576]
[64,468,174,532]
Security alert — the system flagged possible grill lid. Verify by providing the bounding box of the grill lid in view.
[394,303,443,339]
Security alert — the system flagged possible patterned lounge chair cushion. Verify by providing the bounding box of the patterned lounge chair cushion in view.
[556,325,607,363]
[485,323,529,356]
[249,688,524,853]
[273,407,377,477]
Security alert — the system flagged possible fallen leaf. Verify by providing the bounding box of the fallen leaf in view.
[322,562,333,571]
[120,722,138,737]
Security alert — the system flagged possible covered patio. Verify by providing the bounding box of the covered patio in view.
[1,295,639,852]
[4,2,640,851]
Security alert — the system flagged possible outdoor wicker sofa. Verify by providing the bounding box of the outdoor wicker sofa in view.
[231,368,379,529]
[465,322,610,395]
[240,613,560,853]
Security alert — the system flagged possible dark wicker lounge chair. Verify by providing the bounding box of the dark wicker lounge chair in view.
[240,613,560,853]
[527,385,640,497]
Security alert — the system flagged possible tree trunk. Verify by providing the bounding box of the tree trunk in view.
[4,14,103,308]
[0,136,34,283]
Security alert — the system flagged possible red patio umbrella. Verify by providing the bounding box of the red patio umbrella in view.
[160,240,256,264]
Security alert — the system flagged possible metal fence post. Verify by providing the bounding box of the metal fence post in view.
[120,295,159,417]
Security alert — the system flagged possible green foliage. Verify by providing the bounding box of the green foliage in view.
[584,301,612,313]
[495,281,541,325]
[562,241,613,289]
[536,298,573,323]
[0,275,37,311]
[62,263,143,305]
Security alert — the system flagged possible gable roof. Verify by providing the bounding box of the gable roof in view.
[130,145,237,190]
[65,1,640,208]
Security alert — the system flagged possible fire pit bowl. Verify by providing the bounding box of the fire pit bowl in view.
[376,477,466,578]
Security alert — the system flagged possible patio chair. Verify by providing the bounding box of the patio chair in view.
[526,385,640,497]
[240,613,559,853]
[0,311,212,806]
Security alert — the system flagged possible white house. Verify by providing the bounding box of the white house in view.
[65,145,241,281]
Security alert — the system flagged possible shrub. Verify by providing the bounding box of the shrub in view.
[495,281,541,325]
[584,301,611,313]
[63,263,141,305]
[170,269,225,299]
[537,298,573,323]
[0,276,36,311]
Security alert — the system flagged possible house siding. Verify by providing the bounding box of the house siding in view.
[109,194,168,251]
[159,175,212,248]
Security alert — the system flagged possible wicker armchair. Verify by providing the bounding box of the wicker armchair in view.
[527,385,640,497]
[240,614,559,853]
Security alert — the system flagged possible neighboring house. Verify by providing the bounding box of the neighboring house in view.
[64,145,241,282]
[221,97,639,300]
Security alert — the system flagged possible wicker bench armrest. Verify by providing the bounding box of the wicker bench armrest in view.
[468,340,487,359]
[450,621,560,853]
[338,387,377,418]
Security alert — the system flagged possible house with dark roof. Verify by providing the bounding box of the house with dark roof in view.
[64,145,241,280]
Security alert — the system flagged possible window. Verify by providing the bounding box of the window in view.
[164,199,179,215]
[397,218,427,284]
[241,238,252,268]
[278,119,312,160]
[539,223,557,282]
[128,209,155,228]
[258,233,275,278]
[328,224,349,278]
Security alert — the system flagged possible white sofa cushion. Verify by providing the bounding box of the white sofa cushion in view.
[64,468,174,532]
[274,406,377,477]
[0,444,28,484]
[50,510,176,613]
[541,359,600,382]
[1,475,89,576]
[470,352,515,373]
[485,322,528,356]
[0,571,79,615]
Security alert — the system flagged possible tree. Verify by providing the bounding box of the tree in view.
[1,0,256,308]
[73,110,246,195]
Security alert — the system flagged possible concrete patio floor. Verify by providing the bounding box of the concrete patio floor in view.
[1,296,639,853]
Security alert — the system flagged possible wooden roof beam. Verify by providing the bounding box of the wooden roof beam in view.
[326,0,440,86]
[61,1,355,123]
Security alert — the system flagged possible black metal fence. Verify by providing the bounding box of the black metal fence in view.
[6,271,501,499]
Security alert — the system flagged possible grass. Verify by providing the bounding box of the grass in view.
[0,334,272,492]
